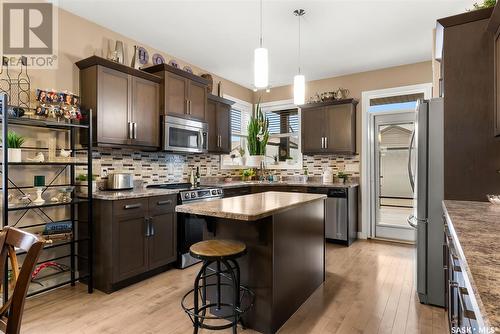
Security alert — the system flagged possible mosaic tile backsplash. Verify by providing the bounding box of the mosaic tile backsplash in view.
[84,148,360,185]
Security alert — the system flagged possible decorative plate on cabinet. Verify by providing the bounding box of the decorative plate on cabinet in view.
[137,47,149,65]
[168,59,179,69]
[183,66,193,74]
[152,53,165,65]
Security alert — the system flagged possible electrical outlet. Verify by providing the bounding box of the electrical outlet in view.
[100,167,108,178]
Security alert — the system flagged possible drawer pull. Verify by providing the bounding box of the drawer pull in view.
[124,203,142,210]
[157,200,172,206]
[458,287,477,320]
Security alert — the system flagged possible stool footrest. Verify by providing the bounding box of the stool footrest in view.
[181,283,255,328]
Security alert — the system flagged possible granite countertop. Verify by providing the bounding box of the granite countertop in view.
[175,191,327,221]
[200,180,359,189]
[442,200,500,330]
[91,187,179,200]
[90,180,358,200]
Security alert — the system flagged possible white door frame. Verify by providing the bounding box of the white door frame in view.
[360,83,432,239]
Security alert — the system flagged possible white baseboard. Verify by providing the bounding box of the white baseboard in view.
[357,232,368,239]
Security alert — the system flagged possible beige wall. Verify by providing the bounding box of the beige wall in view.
[21,8,253,103]
[255,61,433,152]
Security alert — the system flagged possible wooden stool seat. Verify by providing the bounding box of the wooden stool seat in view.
[190,240,246,261]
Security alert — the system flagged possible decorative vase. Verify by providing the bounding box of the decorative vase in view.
[131,45,140,69]
[201,74,213,94]
[8,148,22,162]
[246,155,264,167]
[33,187,45,205]
[115,41,124,64]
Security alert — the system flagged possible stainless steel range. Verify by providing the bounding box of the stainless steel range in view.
[146,183,223,268]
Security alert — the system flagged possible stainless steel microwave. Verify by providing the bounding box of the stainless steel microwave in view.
[163,116,208,153]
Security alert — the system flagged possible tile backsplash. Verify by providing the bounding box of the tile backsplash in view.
[83,148,360,185]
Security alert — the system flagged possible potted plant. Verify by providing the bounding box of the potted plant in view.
[246,102,269,167]
[76,174,97,194]
[6,131,25,162]
[336,171,348,184]
[241,168,255,182]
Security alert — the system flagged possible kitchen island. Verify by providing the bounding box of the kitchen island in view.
[176,191,326,334]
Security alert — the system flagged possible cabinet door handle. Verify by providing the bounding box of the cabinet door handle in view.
[133,122,137,139]
[157,200,172,206]
[150,219,155,237]
[188,100,191,114]
[128,122,133,139]
[321,137,324,149]
[325,137,328,149]
[145,217,150,237]
[185,100,189,114]
[124,203,142,210]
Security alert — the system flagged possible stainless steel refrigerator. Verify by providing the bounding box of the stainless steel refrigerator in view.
[407,98,444,307]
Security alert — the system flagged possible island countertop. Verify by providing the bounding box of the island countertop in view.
[175,191,327,221]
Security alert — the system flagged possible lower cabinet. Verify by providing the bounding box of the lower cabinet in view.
[443,219,480,333]
[87,195,177,293]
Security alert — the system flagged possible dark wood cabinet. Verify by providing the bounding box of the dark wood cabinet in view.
[114,215,149,281]
[189,80,208,120]
[487,5,500,136]
[207,94,234,154]
[436,8,499,201]
[300,99,357,154]
[95,66,130,145]
[77,56,161,150]
[143,64,209,121]
[131,76,160,148]
[86,194,177,293]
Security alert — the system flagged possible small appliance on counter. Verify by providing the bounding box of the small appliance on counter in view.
[106,173,134,190]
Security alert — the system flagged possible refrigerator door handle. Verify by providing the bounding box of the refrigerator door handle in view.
[407,129,415,192]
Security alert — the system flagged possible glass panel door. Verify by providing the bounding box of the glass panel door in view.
[373,112,416,242]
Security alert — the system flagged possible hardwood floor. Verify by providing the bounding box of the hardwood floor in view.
[22,240,446,334]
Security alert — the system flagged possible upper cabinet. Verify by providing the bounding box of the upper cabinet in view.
[487,4,500,136]
[300,99,357,155]
[143,64,209,121]
[207,94,234,154]
[77,56,161,150]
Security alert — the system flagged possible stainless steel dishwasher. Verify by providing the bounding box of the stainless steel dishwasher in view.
[325,188,348,241]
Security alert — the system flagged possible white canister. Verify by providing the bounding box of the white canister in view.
[322,169,333,184]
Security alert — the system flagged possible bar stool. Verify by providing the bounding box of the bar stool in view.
[181,239,254,334]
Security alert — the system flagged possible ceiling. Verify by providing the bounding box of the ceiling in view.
[58,0,477,89]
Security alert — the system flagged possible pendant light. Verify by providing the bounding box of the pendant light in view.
[293,9,305,105]
[254,0,268,88]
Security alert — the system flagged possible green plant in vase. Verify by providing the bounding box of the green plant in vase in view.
[337,171,348,184]
[5,131,25,162]
[241,168,255,181]
[247,101,269,167]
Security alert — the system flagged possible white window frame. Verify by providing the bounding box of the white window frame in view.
[220,94,252,170]
[220,98,303,170]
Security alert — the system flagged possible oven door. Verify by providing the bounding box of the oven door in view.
[164,122,208,153]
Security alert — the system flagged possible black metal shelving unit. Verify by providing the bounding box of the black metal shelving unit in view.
[0,93,93,299]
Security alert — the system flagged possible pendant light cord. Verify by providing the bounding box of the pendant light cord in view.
[298,13,301,74]
[260,0,263,47]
